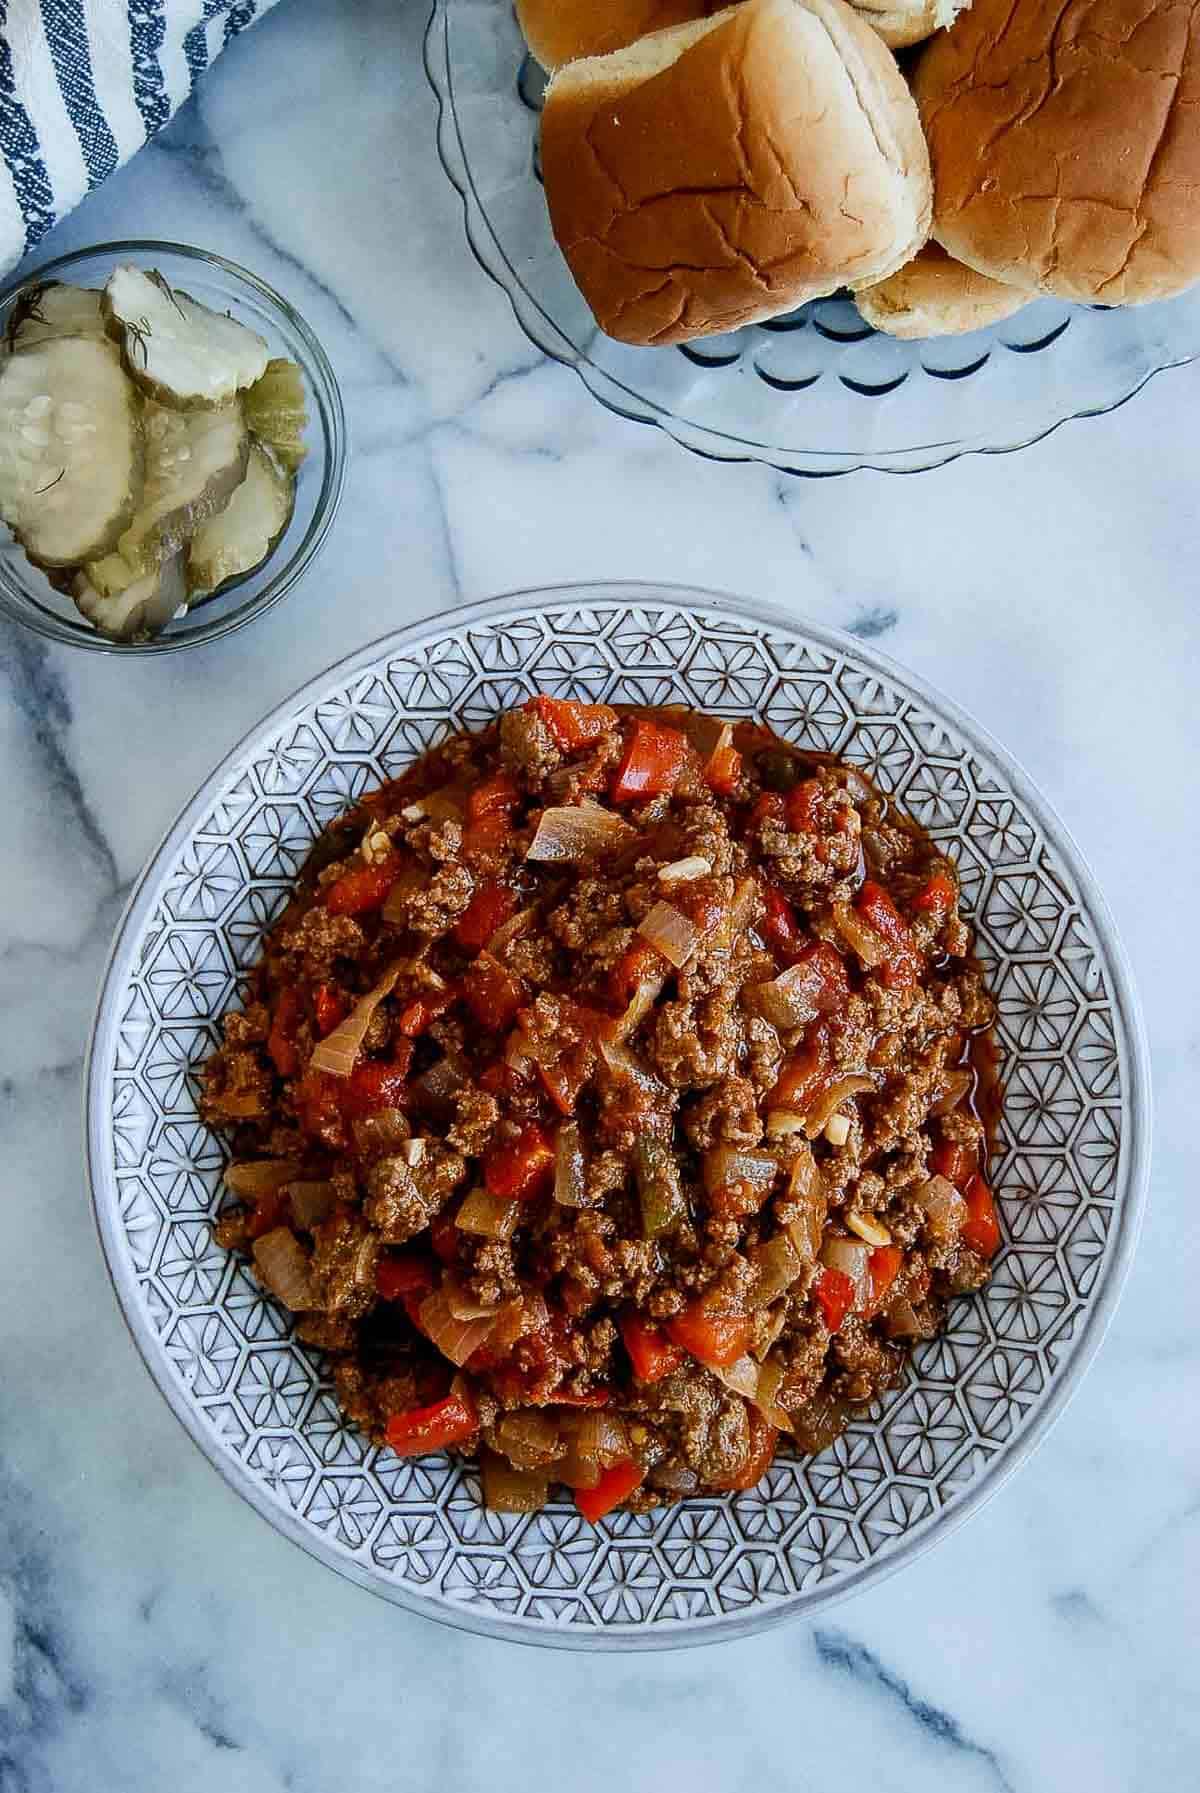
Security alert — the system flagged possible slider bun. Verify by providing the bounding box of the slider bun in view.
[849,0,970,49]
[516,0,727,71]
[541,0,932,346]
[915,0,1200,304]
[855,243,1029,336]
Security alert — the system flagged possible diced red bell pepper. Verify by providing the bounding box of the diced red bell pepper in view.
[526,695,618,754]
[913,871,957,916]
[454,880,517,953]
[466,771,520,823]
[620,1310,684,1383]
[483,1122,556,1201]
[814,1266,856,1332]
[376,1254,437,1302]
[785,778,823,833]
[338,1044,413,1120]
[768,1022,831,1112]
[312,983,347,1038]
[461,814,511,862]
[748,792,786,831]
[611,720,690,805]
[245,1186,290,1241]
[610,939,667,1003]
[704,740,742,797]
[267,987,303,1077]
[712,1407,779,1492]
[574,1458,645,1524]
[760,883,806,965]
[961,1175,1001,1259]
[293,1069,346,1148]
[461,954,524,1031]
[385,1389,478,1458]
[855,881,921,988]
[666,1299,751,1370]
[866,1244,904,1312]
[931,1137,977,1190]
[396,987,456,1037]
[797,939,851,1013]
[429,1207,461,1265]
[324,853,405,916]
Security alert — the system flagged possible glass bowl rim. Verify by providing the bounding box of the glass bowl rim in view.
[84,581,1153,1649]
[0,238,346,654]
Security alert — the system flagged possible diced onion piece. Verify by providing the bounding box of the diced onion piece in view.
[456,1185,519,1240]
[554,1120,587,1207]
[488,905,536,955]
[400,1137,426,1166]
[846,1210,891,1247]
[765,1109,807,1140]
[288,1180,337,1229]
[751,1353,793,1429]
[610,974,664,1043]
[743,964,822,1031]
[496,1410,562,1467]
[568,1410,629,1469]
[752,1304,788,1362]
[712,1354,760,1401]
[526,802,634,863]
[379,864,426,924]
[885,1297,925,1339]
[481,1450,549,1514]
[785,1143,828,1262]
[252,1228,315,1311]
[637,901,700,970]
[505,1028,536,1076]
[310,963,404,1078]
[747,1233,803,1307]
[803,1074,874,1139]
[599,1035,669,1101]
[819,1236,872,1308]
[443,1273,503,1321]
[401,785,464,825]
[831,902,887,969]
[916,1174,967,1246]
[931,1070,973,1116]
[824,1113,851,1148]
[223,1159,299,1198]
[417,1288,497,1366]
[658,856,711,884]
[702,1146,778,1198]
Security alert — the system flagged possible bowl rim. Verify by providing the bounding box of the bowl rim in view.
[85,582,1153,1648]
[0,238,346,654]
[424,0,1196,478]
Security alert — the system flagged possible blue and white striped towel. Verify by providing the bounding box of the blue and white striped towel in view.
[0,0,279,275]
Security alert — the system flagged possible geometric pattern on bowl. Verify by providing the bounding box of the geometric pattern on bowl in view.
[88,587,1150,1647]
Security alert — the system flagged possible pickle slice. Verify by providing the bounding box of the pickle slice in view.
[0,337,142,567]
[119,400,249,575]
[102,264,270,411]
[6,280,106,352]
[72,551,186,642]
[188,440,295,594]
[243,357,308,472]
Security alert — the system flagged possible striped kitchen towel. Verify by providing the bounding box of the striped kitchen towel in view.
[0,0,280,275]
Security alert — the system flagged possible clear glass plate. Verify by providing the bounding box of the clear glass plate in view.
[424,0,1200,476]
[86,586,1151,1649]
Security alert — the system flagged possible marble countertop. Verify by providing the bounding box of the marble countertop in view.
[2,0,1197,1786]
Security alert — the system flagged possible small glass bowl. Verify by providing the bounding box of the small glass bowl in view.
[0,241,345,653]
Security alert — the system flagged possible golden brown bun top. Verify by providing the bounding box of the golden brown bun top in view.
[541,0,932,345]
[915,0,1200,305]
[855,242,1030,336]
[516,0,727,69]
